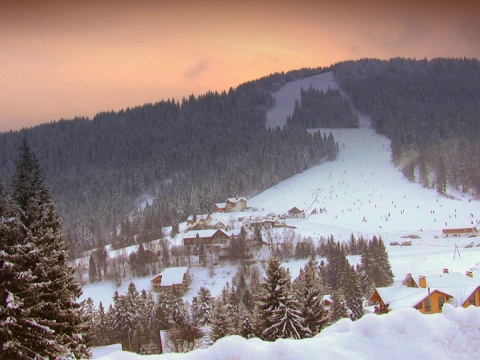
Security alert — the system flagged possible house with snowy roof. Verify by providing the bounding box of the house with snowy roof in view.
[370,270,480,314]
[225,197,247,212]
[151,267,189,294]
[183,229,230,248]
[288,207,305,218]
[213,202,227,213]
[407,270,480,308]
[370,285,452,314]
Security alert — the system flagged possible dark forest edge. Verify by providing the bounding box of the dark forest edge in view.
[0,67,341,257]
[332,57,480,198]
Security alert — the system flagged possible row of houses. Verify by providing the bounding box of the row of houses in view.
[370,269,480,314]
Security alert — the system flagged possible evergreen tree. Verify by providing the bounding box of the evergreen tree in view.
[371,236,394,287]
[328,291,349,325]
[294,257,326,335]
[253,226,263,249]
[209,298,234,342]
[190,287,214,326]
[9,141,90,358]
[132,292,156,354]
[342,265,364,321]
[89,254,98,283]
[95,302,110,346]
[258,257,308,341]
[0,182,63,359]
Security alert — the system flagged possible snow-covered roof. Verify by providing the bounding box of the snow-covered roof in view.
[374,286,452,311]
[215,203,226,208]
[413,272,480,305]
[183,229,229,239]
[227,197,246,203]
[154,267,188,287]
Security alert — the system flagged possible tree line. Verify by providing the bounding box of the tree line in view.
[85,234,393,354]
[287,87,359,129]
[0,67,337,258]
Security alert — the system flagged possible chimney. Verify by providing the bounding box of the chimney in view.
[443,268,449,274]
[466,270,473,278]
[419,275,427,288]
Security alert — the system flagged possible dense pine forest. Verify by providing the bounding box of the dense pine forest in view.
[286,87,359,129]
[0,68,341,257]
[333,57,480,196]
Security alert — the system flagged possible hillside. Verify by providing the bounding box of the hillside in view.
[83,71,480,360]
[81,71,480,307]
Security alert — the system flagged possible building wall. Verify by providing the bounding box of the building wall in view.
[415,292,449,314]
[462,288,480,308]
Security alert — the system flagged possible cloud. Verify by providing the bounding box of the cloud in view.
[184,58,209,79]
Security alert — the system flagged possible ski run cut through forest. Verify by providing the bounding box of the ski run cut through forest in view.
[85,71,480,359]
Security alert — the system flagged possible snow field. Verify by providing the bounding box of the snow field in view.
[93,305,480,360]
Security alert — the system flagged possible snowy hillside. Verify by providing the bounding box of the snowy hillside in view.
[252,71,480,280]
[87,72,480,358]
[83,71,480,306]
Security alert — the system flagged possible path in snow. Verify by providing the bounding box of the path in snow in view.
[266,72,337,129]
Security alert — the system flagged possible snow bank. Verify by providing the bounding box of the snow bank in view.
[93,304,480,360]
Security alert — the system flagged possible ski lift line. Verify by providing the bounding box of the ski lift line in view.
[297,220,441,237]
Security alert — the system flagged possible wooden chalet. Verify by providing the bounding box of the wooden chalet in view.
[183,229,230,248]
[225,197,247,212]
[288,207,305,219]
[442,227,477,237]
[370,286,452,314]
[213,203,226,213]
[370,270,480,314]
[151,267,189,294]
[243,219,275,232]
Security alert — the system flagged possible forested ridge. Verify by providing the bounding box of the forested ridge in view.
[333,57,480,196]
[0,67,341,257]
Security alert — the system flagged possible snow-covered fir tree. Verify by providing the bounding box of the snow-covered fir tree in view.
[3,142,90,359]
[209,298,235,342]
[0,182,63,359]
[342,265,364,320]
[258,257,308,341]
[294,256,327,335]
[328,291,349,325]
[190,287,214,326]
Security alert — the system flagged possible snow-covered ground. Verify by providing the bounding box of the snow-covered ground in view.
[93,305,480,360]
[88,72,480,358]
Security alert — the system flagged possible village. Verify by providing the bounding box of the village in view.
[148,196,480,318]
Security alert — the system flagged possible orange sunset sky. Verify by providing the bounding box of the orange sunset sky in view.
[1,0,479,132]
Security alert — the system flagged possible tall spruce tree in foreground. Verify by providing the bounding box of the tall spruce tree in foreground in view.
[9,141,90,358]
[294,257,326,336]
[1,182,61,359]
[258,257,308,341]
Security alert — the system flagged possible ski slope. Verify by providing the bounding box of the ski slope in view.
[253,71,480,280]
[90,72,480,359]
